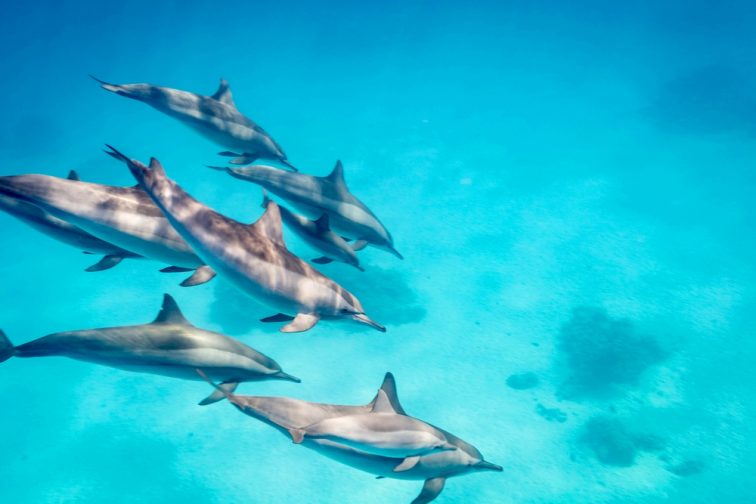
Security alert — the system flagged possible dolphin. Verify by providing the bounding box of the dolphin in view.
[0,170,215,286]
[262,191,366,271]
[0,169,142,271]
[92,76,295,171]
[197,371,502,503]
[208,161,402,259]
[287,405,458,464]
[0,294,299,404]
[110,146,385,333]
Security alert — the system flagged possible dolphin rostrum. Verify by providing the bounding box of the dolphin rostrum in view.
[0,294,299,404]
[262,191,366,271]
[0,170,215,286]
[208,161,402,259]
[92,76,295,171]
[0,169,142,271]
[197,371,501,503]
[110,146,385,333]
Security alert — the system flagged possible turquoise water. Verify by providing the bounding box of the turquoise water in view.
[1,1,755,502]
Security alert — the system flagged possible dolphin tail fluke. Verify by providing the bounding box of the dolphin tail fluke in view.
[288,428,306,444]
[0,330,15,364]
[85,254,125,272]
[180,265,216,287]
[411,477,447,504]
[199,381,239,406]
[195,368,236,406]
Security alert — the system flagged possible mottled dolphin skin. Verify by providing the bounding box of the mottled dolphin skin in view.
[0,171,214,286]
[0,170,141,271]
[92,76,295,171]
[208,161,402,259]
[0,295,300,404]
[198,371,502,503]
[111,146,385,333]
[262,191,366,271]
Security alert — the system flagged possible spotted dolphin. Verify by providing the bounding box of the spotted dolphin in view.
[0,294,299,404]
[92,76,295,171]
[197,371,501,503]
[0,170,141,271]
[0,171,215,286]
[110,147,384,333]
[208,161,401,259]
[262,191,367,271]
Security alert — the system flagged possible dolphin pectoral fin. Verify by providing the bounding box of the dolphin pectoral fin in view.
[85,254,125,272]
[311,256,334,264]
[288,428,306,444]
[160,266,195,273]
[281,313,320,333]
[411,478,446,504]
[260,313,295,323]
[180,266,216,287]
[0,329,15,364]
[393,456,421,473]
[351,240,369,252]
[198,381,239,406]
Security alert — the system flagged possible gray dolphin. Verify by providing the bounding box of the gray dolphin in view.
[0,294,299,404]
[92,76,295,171]
[262,191,366,271]
[197,371,501,503]
[208,161,402,259]
[110,147,384,333]
[0,171,214,286]
[287,400,458,465]
[0,169,142,271]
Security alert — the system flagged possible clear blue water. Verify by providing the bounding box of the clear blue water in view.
[1,1,755,502]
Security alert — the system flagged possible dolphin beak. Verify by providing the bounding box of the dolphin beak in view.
[352,313,386,332]
[388,246,403,260]
[475,460,503,472]
[274,371,302,383]
[90,75,138,99]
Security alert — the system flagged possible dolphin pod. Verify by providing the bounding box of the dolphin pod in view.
[108,146,385,333]
[0,169,215,286]
[92,76,296,171]
[0,294,299,404]
[197,370,502,503]
[208,160,403,259]
[0,169,142,271]
[0,75,502,503]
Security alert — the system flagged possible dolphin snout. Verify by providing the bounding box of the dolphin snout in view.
[274,371,302,383]
[474,460,503,472]
[352,313,386,332]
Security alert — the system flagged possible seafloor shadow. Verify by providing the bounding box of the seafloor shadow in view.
[555,307,666,400]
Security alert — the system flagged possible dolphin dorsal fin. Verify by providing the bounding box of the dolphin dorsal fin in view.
[369,373,407,415]
[211,79,236,108]
[251,201,285,246]
[371,390,396,413]
[325,160,348,189]
[67,170,80,181]
[314,213,330,232]
[152,294,190,325]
